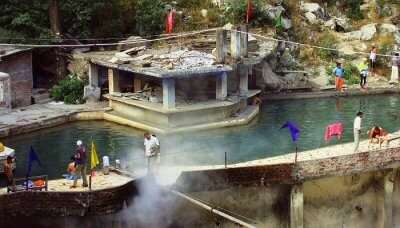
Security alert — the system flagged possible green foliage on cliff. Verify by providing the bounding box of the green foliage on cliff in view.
[345,0,364,20]
[224,0,271,25]
[326,63,360,85]
[135,0,166,35]
[317,33,338,61]
[50,75,85,104]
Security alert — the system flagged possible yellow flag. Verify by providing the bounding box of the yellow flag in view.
[91,141,100,170]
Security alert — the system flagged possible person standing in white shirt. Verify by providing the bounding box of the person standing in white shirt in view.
[144,132,160,174]
[353,112,363,152]
[369,46,377,76]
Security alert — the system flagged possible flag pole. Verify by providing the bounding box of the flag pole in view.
[294,144,298,165]
[89,138,92,191]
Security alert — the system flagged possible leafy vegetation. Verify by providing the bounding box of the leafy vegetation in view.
[345,0,364,20]
[50,75,85,104]
[0,0,167,40]
[224,0,272,26]
[135,0,166,35]
[326,63,360,85]
[316,33,338,61]
[0,0,52,39]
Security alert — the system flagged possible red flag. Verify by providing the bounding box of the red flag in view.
[246,0,253,23]
[166,10,175,34]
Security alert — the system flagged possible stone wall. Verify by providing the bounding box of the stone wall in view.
[0,180,137,219]
[191,185,291,228]
[174,147,400,227]
[0,51,33,107]
[174,164,294,192]
[298,147,400,180]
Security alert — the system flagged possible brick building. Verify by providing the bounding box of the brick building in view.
[0,47,33,107]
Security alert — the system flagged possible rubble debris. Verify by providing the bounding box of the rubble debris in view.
[123,46,146,55]
[117,36,149,51]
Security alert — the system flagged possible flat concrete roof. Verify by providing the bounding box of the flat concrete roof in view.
[77,48,233,79]
[91,57,232,78]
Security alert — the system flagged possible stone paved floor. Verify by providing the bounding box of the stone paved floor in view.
[0,171,133,194]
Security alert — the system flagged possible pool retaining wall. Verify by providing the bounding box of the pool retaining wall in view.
[0,179,137,218]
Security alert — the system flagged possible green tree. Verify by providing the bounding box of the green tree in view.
[135,0,166,36]
[345,0,363,20]
[0,0,52,39]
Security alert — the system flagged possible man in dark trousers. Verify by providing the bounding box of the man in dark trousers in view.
[72,140,88,188]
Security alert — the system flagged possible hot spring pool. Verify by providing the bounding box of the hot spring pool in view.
[4,94,400,179]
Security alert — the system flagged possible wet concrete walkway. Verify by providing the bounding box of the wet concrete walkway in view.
[164,130,400,177]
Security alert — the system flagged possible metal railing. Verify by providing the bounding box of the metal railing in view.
[7,175,48,193]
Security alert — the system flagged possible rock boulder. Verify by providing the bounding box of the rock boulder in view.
[360,23,377,40]
[324,17,351,32]
[305,12,319,24]
[300,2,321,13]
[395,32,400,44]
[259,62,283,90]
[344,23,376,41]
[300,2,326,20]
[379,23,398,35]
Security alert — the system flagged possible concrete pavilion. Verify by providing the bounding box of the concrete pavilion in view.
[83,27,262,133]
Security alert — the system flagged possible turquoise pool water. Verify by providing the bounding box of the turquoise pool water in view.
[4,94,400,179]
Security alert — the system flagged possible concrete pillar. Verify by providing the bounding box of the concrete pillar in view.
[89,63,99,87]
[0,72,11,112]
[108,68,120,95]
[382,170,394,228]
[290,184,304,228]
[230,26,241,60]
[216,72,228,100]
[134,78,142,92]
[239,64,249,96]
[248,64,257,89]
[216,29,227,63]
[162,78,175,109]
[240,24,248,57]
[393,169,400,227]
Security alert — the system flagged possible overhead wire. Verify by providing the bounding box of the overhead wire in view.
[229,29,398,58]
[0,28,220,48]
[0,27,397,58]
[0,30,211,41]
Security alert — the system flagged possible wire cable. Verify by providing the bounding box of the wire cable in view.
[1,27,396,59]
[0,28,219,48]
[229,29,398,58]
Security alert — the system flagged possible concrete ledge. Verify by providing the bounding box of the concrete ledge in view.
[0,110,107,139]
[0,103,259,138]
[104,111,165,133]
[103,105,260,134]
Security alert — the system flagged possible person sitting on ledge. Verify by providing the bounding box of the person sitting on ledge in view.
[368,126,389,148]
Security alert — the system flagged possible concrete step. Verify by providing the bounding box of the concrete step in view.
[32,92,52,104]
[35,98,53,104]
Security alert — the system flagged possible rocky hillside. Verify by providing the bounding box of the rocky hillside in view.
[248,0,400,91]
